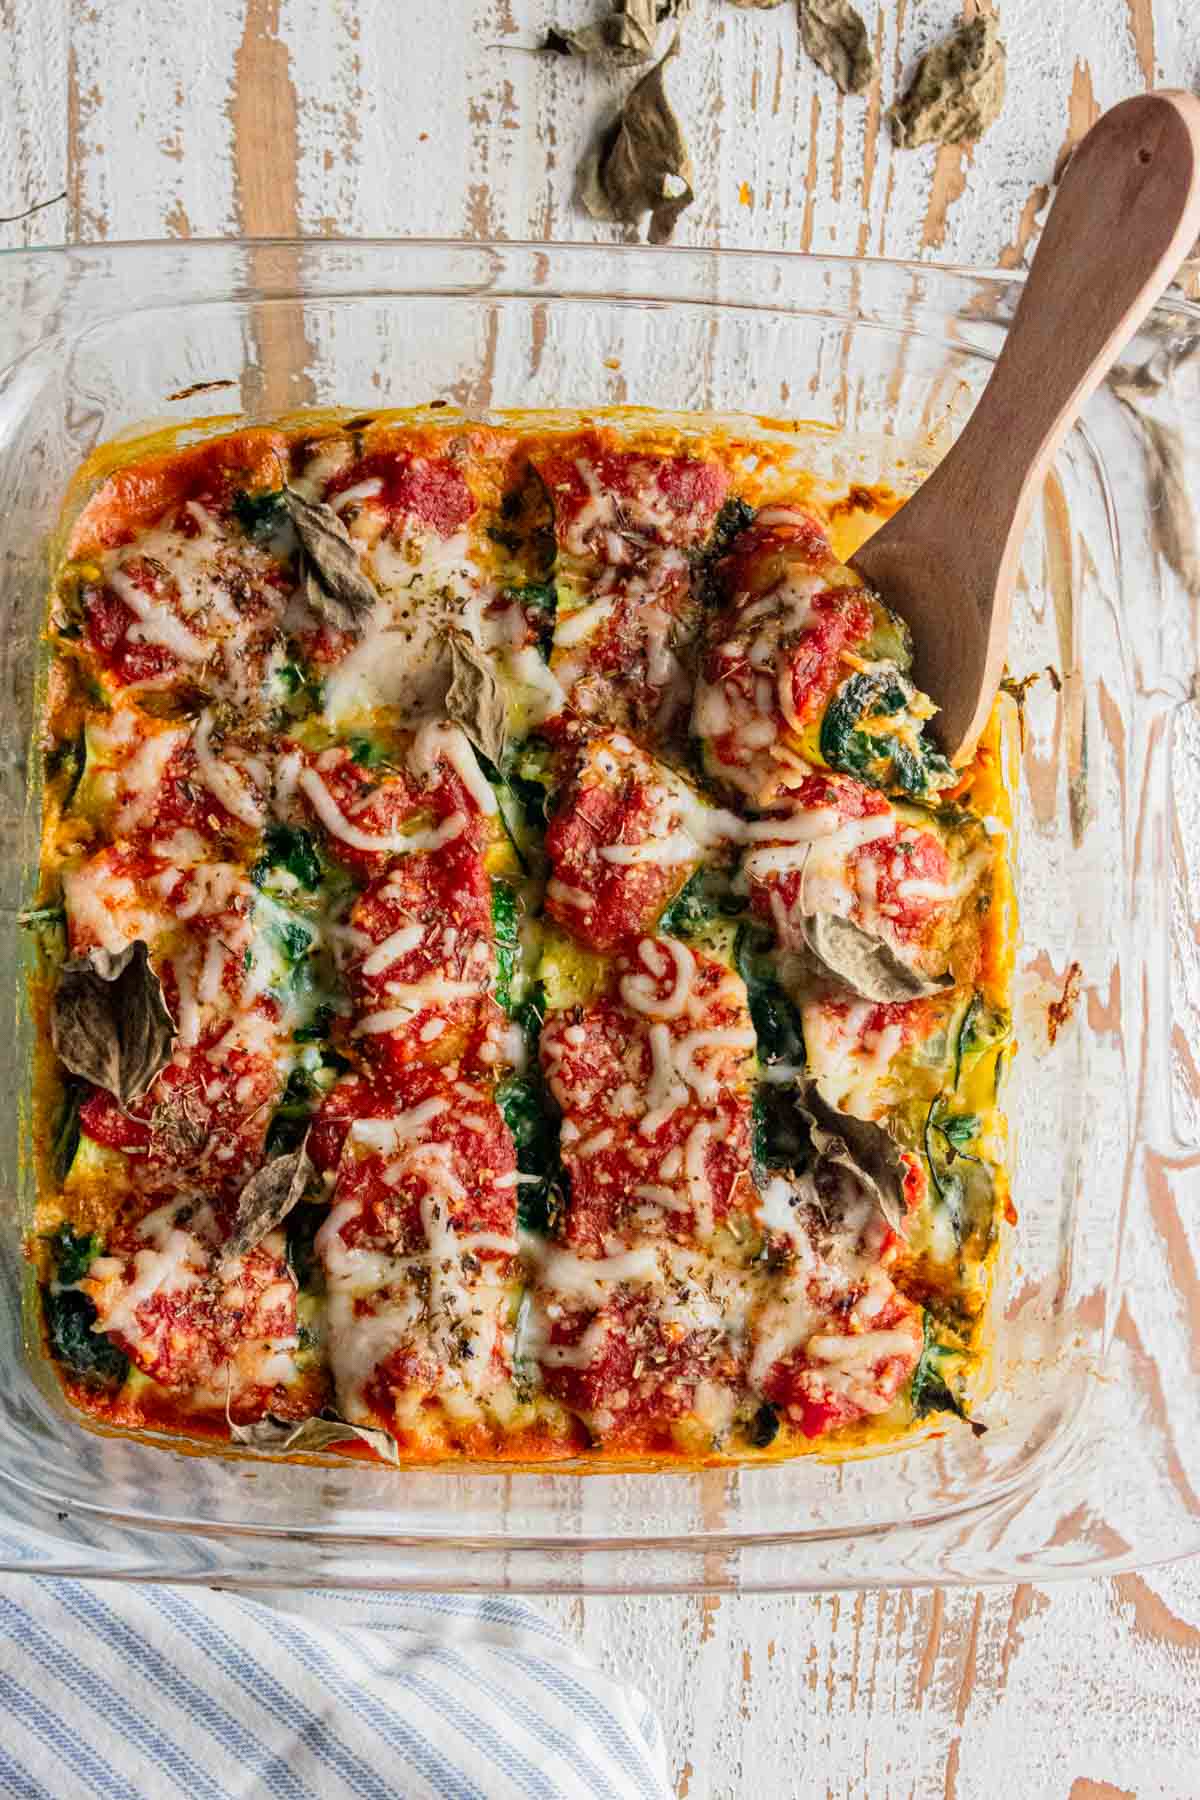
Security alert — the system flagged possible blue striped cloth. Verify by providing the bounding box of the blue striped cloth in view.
[0,1576,670,1799]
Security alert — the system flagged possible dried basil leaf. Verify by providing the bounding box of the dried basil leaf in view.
[283,485,378,631]
[580,35,695,245]
[1125,414,1199,598]
[284,1415,400,1462]
[227,1415,298,1449]
[801,910,953,1004]
[1112,342,1200,599]
[547,0,657,62]
[889,14,1005,149]
[445,630,509,768]
[224,1134,313,1262]
[547,0,693,59]
[230,1410,400,1463]
[51,941,176,1108]
[799,0,876,96]
[797,1080,907,1233]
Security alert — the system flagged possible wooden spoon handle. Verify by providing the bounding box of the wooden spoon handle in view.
[852,90,1200,762]
[948,90,1200,527]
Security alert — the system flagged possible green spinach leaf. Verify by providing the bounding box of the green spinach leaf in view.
[271,656,323,720]
[508,580,556,614]
[953,991,1010,1090]
[910,1313,984,1432]
[492,880,520,1014]
[736,921,805,1068]
[513,982,546,1062]
[750,1087,770,1186]
[746,1401,780,1448]
[53,1084,84,1184]
[506,741,556,825]
[697,495,756,605]
[657,870,712,939]
[348,737,394,770]
[273,916,314,966]
[44,1288,128,1386]
[47,731,86,807]
[47,1219,102,1284]
[933,1110,982,1154]
[820,668,955,800]
[710,495,756,558]
[232,487,288,541]
[285,1201,328,1294]
[266,1068,316,1157]
[293,1003,335,1045]
[253,824,323,892]
[265,1045,347,1158]
[497,1071,562,1235]
[20,905,67,934]
[504,582,557,658]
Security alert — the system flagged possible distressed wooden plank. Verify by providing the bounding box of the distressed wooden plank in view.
[63,0,1200,264]
[545,1562,1200,1797]
[48,7,1200,1797]
[231,0,312,412]
[0,0,67,250]
[68,0,243,240]
[233,0,302,237]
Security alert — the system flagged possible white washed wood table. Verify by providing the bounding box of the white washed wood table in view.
[5,3,1200,1794]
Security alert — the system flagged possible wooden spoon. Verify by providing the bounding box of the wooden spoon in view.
[850,90,1200,763]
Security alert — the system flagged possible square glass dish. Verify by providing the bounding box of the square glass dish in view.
[0,239,1197,1593]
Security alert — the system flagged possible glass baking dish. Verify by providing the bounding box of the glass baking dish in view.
[0,239,1197,1593]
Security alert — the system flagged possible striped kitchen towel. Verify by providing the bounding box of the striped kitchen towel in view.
[0,1577,671,1800]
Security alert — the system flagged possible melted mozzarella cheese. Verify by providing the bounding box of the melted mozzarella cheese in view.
[330,477,383,513]
[111,724,188,832]
[683,1119,714,1238]
[316,531,477,726]
[299,766,465,854]
[802,1000,906,1121]
[106,569,209,663]
[104,505,252,664]
[62,856,171,955]
[88,1224,205,1339]
[408,720,497,815]
[806,1329,919,1367]
[562,458,617,553]
[503,644,567,728]
[599,831,697,867]
[523,1239,659,1307]
[554,593,618,649]
[318,1090,516,1420]
[639,1022,690,1137]
[348,1097,449,1153]
[353,972,485,1033]
[192,711,266,829]
[669,1028,757,1105]
[620,937,696,1021]
[321,626,443,727]
[360,923,428,976]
